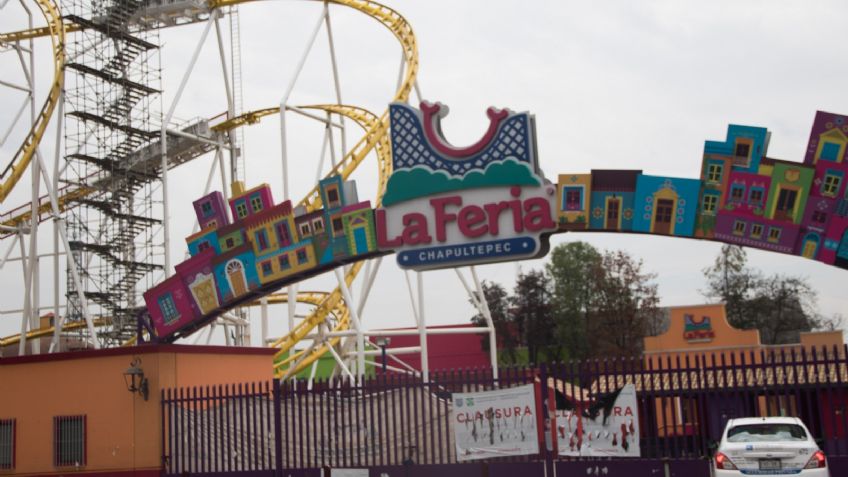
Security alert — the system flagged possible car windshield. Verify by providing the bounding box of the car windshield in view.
[727,423,807,442]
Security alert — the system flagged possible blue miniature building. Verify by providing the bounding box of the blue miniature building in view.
[632,175,701,237]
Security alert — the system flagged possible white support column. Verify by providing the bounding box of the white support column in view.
[417,272,428,382]
[50,91,63,353]
[356,257,382,316]
[324,6,347,155]
[260,297,269,346]
[161,10,218,274]
[18,233,30,356]
[334,268,365,385]
[471,266,499,380]
[404,269,420,325]
[287,283,298,333]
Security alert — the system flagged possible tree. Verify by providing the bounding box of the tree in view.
[546,241,602,361]
[586,250,661,357]
[470,281,518,363]
[702,245,830,344]
[510,269,558,363]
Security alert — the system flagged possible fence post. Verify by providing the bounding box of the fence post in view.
[273,379,283,475]
[538,363,554,476]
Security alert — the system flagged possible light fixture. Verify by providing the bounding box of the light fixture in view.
[123,357,149,401]
[375,336,392,374]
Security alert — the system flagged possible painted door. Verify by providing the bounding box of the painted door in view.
[190,276,219,315]
[226,260,248,297]
[353,227,369,254]
[653,199,674,235]
[605,198,621,230]
[837,229,848,267]
[801,237,818,259]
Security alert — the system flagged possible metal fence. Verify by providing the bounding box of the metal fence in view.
[161,345,848,475]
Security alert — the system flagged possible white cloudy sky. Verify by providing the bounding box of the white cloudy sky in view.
[2,0,847,344]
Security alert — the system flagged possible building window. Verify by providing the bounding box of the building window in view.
[562,186,583,211]
[255,230,268,251]
[768,227,782,243]
[158,293,180,325]
[820,141,841,162]
[235,201,249,219]
[702,195,718,215]
[261,261,272,276]
[775,188,798,219]
[296,248,308,264]
[749,188,764,206]
[275,222,291,247]
[278,255,290,270]
[299,222,311,238]
[750,223,763,239]
[730,185,745,202]
[250,194,263,213]
[0,419,14,470]
[822,172,842,197]
[812,211,827,224]
[312,218,325,233]
[326,187,340,207]
[735,142,750,158]
[197,240,210,252]
[707,164,723,182]
[200,201,214,217]
[54,416,85,467]
[837,199,848,218]
[332,217,344,234]
[225,237,235,249]
[733,220,746,236]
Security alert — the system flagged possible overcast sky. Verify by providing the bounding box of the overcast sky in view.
[2,0,848,345]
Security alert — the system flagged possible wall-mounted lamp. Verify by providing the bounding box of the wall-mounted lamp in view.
[123,357,149,401]
[375,336,392,374]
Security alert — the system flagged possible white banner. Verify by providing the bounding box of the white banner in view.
[556,384,640,457]
[452,384,539,461]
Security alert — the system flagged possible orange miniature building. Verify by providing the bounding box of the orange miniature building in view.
[0,344,274,475]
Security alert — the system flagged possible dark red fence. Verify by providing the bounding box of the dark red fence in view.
[161,345,848,475]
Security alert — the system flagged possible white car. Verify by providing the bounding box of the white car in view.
[714,417,829,476]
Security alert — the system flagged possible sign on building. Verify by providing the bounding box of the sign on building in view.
[452,384,540,461]
[556,384,640,457]
[377,101,557,270]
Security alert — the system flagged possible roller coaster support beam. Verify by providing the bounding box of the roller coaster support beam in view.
[161,9,219,274]
[334,267,365,384]
[417,272,429,382]
[50,91,62,353]
[324,4,347,156]
[456,267,500,381]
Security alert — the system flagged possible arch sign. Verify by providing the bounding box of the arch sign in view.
[143,102,848,341]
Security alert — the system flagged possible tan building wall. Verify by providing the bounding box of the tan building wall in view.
[0,344,274,476]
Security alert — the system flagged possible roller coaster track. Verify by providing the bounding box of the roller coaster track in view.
[1,0,416,379]
[0,0,65,203]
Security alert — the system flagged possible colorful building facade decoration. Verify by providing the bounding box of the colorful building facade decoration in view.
[143,179,378,340]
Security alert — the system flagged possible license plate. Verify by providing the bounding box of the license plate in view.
[759,459,781,470]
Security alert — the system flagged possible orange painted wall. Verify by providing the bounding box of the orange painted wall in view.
[0,345,274,476]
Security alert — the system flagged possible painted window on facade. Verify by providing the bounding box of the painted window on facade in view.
[733,220,746,236]
[158,293,180,324]
[275,222,291,247]
[278,254,291,270]
[225,237,235,249]
[299,222,311,238]
[255,230,268,251]
[730,185,745,202]
[0,419,14,469]
[312,217,325,233]
[261,261,272,276]
[822,171,842,197]
[749,187,764,206]
[326,186,341,208]
[775,188,798,219]
[750,223,763,239]
[812,211,827,224]
[820,141,841,162]
[702,194,718,214]
[332,217,344,234]
[200,200,213,217]
[735,142,750,158]
[707,163,723,182]
[837,199,848,217]
[562,186,583,211]
[250,194,264,213]
[53,415,85,467]
[198,240,210,252]
[297,248,308,264]
[235,201,249,219]
[768,227,782,243]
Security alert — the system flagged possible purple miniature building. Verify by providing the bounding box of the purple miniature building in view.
[142,275,198,338]
[228,181,275,222]
[175,247,221,317]
[193,191,230,230]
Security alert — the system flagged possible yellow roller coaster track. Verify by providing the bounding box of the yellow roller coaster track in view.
[0,0,65,203]
[0,0,416,379]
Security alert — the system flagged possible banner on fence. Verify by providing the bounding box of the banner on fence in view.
[556,384,640,457]
[452,384,540,461]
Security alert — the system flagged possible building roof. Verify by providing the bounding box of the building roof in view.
[590,169,642,191]
[242,200,293,229]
